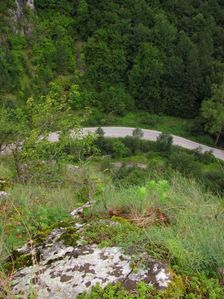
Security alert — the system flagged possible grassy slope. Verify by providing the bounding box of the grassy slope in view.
[0,156,223,297]
[93,175,224,275]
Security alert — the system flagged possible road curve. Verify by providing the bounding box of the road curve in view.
[81,127,224,161]
[3,127,223,161]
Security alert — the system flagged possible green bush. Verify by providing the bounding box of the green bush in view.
[95,127,104,136]
[111,139,130,158]
[122,137,153,154]
[188,117,206,136]
[94,137,130,158]
[77,282,154,299]
[140,113,160,127]
[168,151,202,177]
[132,128,144,138]
[192,148,216,164]
[203,171,224,194]
[93,137,114,156]
[86,109,105,126]
[99,85,134,116]
[114,164,148,186]
[156,133,173,156]
[77,276,224,299]
[122,136,141,155]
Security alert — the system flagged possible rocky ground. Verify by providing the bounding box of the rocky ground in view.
[7,205,171,298]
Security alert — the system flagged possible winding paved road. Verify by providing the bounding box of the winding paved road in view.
[80,127,224,161]
[3,127,223,161]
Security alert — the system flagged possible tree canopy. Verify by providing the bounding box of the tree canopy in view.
[1,0,224,128]
[201,82,224,145]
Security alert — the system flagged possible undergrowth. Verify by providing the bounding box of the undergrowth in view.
[77,277,223,299]
[0,153,223,297]
[93,176,224,276]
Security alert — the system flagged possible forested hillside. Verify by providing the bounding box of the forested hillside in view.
[1,0,224,140]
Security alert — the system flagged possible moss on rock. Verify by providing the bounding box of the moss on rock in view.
[4,253,33,273]
[57,227,79,247]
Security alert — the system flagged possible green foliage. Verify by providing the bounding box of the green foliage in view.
[140,113,161,127]
[95,127,104,136]
[77,276,223,299]
[94,174,224,276]
[111,139,129,158]
[201,82,224,145]
[114,165,148,187]
[129,43,164,113]
[156,133,173,156]
[77,282,155,299]
[168,151,202,178]
[94,136,224,194]
[99,85,133,115]
[94,137,130,158]
[188,117,206,137]
[0,183,77,257]
[2,0,224,121]
[0,83,93,182]
[132,128,144,139]
[83,219,140,249]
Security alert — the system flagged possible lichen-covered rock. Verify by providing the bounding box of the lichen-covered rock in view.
[71,201,95,218]
[0,191,8,199]
[9,220,171,298]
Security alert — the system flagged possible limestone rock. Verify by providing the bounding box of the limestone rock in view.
[71,201,95,218]
[9,219,171,298]
[0,191,8,199]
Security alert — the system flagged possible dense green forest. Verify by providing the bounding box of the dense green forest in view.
[1,1,224,120]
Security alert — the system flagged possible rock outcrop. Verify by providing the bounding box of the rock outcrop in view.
[9,0,35,34]
[8,205,172,298]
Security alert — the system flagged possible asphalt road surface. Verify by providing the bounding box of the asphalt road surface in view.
[80,127,224,161]
[3,127,223,161]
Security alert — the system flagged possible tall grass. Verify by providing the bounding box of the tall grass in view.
[94,174,224,275]
[0,184,78,263]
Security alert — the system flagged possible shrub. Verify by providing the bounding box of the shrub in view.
[95,127,105,136]
[132,128,144,138]
[188,117,206,136]
[86,109,105,126]
[93,136,111,155]
[168,151,202,177]
[77,277,223,299]
[140,139,154,153]
[114,165,148,186]
[203,171,224,194]
[122,136,141,154]
[111,139,129,158]
[140,113,160,127]
[156,133,173,155]
[99,86,134,116]
[192,147,216,164]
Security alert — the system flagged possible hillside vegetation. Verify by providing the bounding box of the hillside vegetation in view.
[0,1,224,297]
[0,147,224,297]
[1,0,224,144]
